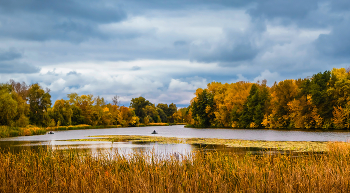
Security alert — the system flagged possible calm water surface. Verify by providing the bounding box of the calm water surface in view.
[0,125,349,154]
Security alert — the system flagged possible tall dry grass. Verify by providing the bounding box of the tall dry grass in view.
[0,142,349,192]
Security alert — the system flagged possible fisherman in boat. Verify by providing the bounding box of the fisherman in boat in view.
[152,130,157,134]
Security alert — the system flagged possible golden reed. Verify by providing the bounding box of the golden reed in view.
[0,142,349,192]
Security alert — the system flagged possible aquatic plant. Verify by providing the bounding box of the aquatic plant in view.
[88,135,330,152]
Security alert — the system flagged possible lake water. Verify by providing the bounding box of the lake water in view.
[0,125,349,155]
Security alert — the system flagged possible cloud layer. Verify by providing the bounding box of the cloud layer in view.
[1,0,349,106]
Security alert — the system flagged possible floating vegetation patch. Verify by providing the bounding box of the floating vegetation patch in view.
[79,135,333,152]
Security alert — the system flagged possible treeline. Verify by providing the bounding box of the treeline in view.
[0,80,187,128]
[188,68,350,129]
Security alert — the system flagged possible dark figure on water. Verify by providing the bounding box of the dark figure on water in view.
[152,130,158,134]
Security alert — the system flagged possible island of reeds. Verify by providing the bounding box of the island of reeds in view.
[2,67,350,138]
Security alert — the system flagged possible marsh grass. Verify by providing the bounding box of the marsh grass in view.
[0,142,350,192]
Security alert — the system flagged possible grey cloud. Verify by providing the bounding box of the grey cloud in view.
[330,0,350,11]
[0,49,22,61]
[67,71,80,76]
[0,0,126,23]
[173,41,187,47]
[248,0,319,20]
[0,0,127,42]
[314,20,350,58]
[0,17,106,42]
[190,40,258,64]
[246,0,339,28]
[131,66,141,71]
[124,0,254,12]
[0,62,40,74]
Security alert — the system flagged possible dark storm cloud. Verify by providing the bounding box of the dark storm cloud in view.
[0,62,40,74]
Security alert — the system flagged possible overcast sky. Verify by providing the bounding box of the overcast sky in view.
[1,0,350,107]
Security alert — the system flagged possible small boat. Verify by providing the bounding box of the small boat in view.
[151,130,158,134]
[48,131,54,134]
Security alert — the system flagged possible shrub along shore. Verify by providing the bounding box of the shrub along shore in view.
[0,142,349,192]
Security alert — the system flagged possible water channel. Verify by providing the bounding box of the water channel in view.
[0,125,349,155]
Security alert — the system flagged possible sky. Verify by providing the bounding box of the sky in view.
[1,0,350,107]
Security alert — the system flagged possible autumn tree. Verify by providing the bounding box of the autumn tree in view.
[263,79,298,128]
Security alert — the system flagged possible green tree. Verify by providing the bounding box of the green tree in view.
[191,89,215,127]
[130,96,152,123]
[157,108,167,122]
[168,103,177,123]
[239,84,269,128]
[52,99,73,126]
[27,83,52,126]
[0,84,18,125]
[300,71,335,127]
[144,105,160,123]
[71,105,85,125]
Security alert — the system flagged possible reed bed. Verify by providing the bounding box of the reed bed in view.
[0,142,350,192]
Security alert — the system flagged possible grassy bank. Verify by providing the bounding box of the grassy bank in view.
[84,135,329,152]
[0,142,349,192]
